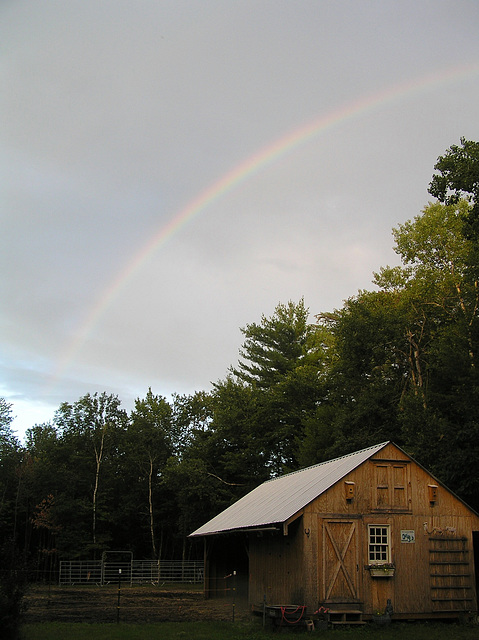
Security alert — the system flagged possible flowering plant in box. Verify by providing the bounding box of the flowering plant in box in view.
[368,563,395,576]
[369,563,395,571]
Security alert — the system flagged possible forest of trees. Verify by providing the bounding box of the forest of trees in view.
[1,139,478,576]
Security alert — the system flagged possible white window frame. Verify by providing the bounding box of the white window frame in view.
[368,525,391,565]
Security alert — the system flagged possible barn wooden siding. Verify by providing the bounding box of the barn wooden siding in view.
[248,443,479,618]
[248,517,306,606]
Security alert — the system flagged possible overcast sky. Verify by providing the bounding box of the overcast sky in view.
[2,0,479,440]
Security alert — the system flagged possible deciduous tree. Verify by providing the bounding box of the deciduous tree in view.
[54,393,127,555]
[128,389,173,558]
[429,137,479,273]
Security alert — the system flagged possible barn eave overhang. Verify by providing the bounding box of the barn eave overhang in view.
[190,508,305,538]
[192,524,282,537]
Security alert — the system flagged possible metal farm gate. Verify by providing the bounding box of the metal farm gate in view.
[59,557,204,586]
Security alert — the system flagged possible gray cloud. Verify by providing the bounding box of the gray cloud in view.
[2,0,479,438]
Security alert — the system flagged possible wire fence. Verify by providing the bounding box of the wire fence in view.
[58,559,204,585]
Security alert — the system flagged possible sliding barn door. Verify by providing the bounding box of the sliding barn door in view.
[321,519,361,603]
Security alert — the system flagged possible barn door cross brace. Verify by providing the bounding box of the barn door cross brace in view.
[324,522,357,599]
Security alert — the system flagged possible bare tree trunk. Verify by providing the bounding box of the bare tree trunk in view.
[454,279,477,368]
[92,429,106,548]
[12,469,22,555]
[148,453,157,558]
[406,322,427,409]
[158,528,163,561]
[182,533,186,582]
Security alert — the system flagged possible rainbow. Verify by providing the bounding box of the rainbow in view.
[50,61,479,387]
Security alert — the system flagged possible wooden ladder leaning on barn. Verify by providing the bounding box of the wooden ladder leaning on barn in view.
[429,536,474,615]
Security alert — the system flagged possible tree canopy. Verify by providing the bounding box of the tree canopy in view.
[429,137,479,273]
[429,137,479,213]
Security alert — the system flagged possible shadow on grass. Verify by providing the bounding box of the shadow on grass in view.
[21,620,271,640]
[21,620,479,640]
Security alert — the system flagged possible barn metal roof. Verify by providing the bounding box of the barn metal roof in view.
[190,441,389,537]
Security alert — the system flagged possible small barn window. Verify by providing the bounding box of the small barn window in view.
[373,462,410,511]
[368,525,390,564]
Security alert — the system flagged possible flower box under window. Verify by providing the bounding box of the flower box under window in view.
[369,564,395,577]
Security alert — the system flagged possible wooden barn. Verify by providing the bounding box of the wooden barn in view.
[190,442,479,623]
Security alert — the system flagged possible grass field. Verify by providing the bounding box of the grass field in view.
[21,584,479,639]
[21,620,479,640]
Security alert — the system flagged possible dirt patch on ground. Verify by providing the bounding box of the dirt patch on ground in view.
[23,585,251,624]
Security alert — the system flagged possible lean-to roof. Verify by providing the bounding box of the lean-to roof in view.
[190,441,389,537]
